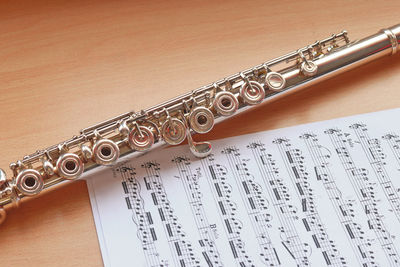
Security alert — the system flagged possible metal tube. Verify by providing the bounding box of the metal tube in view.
[263,24,400,103]
[0,23,399,221]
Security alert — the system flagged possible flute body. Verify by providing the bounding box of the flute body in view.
[0,24,399,224]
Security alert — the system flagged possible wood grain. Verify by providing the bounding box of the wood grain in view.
[0,0,399,265]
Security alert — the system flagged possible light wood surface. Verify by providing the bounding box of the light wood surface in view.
[0,0,399,265]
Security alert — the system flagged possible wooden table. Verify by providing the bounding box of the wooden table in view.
[0,0,399,265]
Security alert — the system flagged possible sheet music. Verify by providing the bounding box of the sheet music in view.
[87,108,400,267]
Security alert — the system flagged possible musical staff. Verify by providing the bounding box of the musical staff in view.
[274,138,346,266]
[173,156,224,267]
[326,128,400,266]
[223,146,281,266]
[142,161,200,267]
[88,108,400,267]
[301,132,378,266]
[382,133,400,168]
[248,141,311,266]
[116,164,166,267]
[201,154,255,267]
[350,124,400,223]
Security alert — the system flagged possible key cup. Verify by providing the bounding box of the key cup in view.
[213,91,239,116]
[161,118,186,145]
[93,139,120,165]
[189,107,214,134]
[15,169,44,196]
[56,153,84,180]
[128,125,154,151]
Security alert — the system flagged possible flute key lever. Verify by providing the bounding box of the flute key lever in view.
[0,23,399,224]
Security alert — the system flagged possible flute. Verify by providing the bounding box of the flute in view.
[0,23,399,224]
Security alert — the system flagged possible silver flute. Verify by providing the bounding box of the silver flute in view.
[0,24,399,224]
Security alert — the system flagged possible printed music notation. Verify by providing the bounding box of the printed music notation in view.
[301,133,378,267]
[222,146,280,266]
[87,108,400,267]
[116,164,167,267]
[201,154,256,267]
[350,124,400,223]
[173,156,224,267]
[325,128,400,266]
[382,133,400,169]
[141,161,200,267]
[248,141,312,266]
[274,138,346,266]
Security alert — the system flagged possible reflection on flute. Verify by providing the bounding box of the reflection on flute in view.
[0,24,399,225]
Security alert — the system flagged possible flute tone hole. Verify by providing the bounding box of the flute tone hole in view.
[65,161,76,171]
[24,176,37,188]
[197,115,207,125]
[101,146,112,157]
[221,98,231,108]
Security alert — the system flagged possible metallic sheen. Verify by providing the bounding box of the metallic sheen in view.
[15,169,44,196]
[0,169,6,186]
[56,153,84,180]
[128,125,155,151]
[189,107,215,134]
[93,139,120,165]
[0,23,398,224]
[161,118,186,145]
[213,91,239,116]
[239,81,265,105]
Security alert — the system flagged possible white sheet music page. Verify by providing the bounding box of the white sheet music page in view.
[87,108,400,267]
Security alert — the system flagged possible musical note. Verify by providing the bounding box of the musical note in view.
[88,108,400,267]
[173,156,224,267]
[350,124,400,223]
[223,146,281,266]
[142,161,201,267]
[274,138,347,267]
[248,141,311,266]
[326,127,400,266]
[201,154,256,267]
[115,164,167,267]
[383,133,400,169]
[301,132,378,266]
